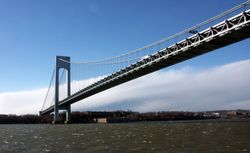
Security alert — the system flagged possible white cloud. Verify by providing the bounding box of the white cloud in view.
[0,88,46,115]
[0,60,250,115]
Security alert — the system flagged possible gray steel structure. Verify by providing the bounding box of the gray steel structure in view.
[40,10,250,120]
[54,56,71,123]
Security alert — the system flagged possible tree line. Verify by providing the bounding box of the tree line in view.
[0,111,217,124]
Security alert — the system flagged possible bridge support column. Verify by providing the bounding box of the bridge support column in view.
[54,56,71,124]
[65,105,71,124]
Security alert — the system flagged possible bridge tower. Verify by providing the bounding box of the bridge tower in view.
[54,56,71,124]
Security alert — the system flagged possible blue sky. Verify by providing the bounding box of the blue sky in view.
[0,0,250,114]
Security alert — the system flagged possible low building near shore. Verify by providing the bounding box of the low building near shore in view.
[94,118,108,123]
[227,111,237,118]
[211,112,220,118]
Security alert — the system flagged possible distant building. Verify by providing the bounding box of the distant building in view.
[94,118,108,123]
[211,112,220,118]
[227,111,237,118]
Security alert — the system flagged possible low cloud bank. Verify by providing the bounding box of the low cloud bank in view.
[1,60,250,115]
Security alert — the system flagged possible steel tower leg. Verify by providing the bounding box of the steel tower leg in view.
[54,56,71,124]
[53,65,60,123]
[65,68,71,123]
[65,105,71,123]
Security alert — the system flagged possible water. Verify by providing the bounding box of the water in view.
[0,120,249,153]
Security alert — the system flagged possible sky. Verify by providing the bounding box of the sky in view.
[0,0,250,114]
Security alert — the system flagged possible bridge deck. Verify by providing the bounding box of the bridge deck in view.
[41,10,250,115]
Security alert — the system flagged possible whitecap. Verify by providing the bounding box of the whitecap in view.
[202,131,207,134]
[2,140,9,144]
[66,144,70,148]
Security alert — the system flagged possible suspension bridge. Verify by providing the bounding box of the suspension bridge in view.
[40,1,250,123]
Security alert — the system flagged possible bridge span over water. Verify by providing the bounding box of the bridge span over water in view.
[40,1,250,123]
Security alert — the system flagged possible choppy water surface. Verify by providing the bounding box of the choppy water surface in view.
[0,120,249,153]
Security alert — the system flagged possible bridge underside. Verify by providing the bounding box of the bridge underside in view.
[40,11,250,116]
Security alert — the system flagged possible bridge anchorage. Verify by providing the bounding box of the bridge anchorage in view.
[40,1,250,124]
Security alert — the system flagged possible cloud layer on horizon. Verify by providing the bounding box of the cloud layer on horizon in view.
[0,60,250,115]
